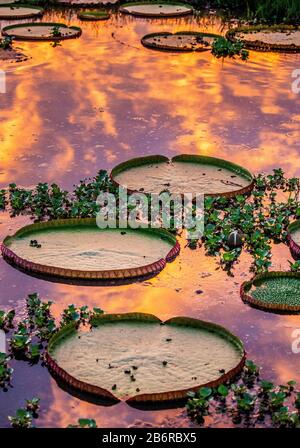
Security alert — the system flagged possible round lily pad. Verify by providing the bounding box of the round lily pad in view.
[0,4,44,19]
[287,221,300,260]
[77,10,110,20]
[111,155,254,197]
[241,272,300,313]
[119,2,193,17]
[141,31,220,52]
[46,313,245,405]
[227,25,300,53]
[1,23,82,42]
[1,218,179,283]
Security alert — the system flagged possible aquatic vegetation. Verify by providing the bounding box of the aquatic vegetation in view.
[77,10,110,21]
[68,418,97,428]
[8,408,33,428]
[0,353,13,388]
[26,397,40,414]
[0,309,15,332]
[211,37,249,60]
[187,361,300,427]
[0,36,12,50]
[0,4,44,20]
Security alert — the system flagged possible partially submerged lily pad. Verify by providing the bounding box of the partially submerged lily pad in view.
[77,10,110,20]
[227,25,300,53]
[1,218,179,282]
[0,5,44,20]
[2,23,82,42]
[287,221,300,260]
[46,313,245,404]
[111,155,254,197]
[119,2,193,17]
[241,272,300,313]
[141,32,220,52]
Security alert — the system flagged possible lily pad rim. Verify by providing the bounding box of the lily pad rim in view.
[1,22,82,41]
[241,271,300,313]
[46,312,246,404]
[141,31,221,52]
[226,24,300,53]
[1,217,180,281]
[119,1,194,17]
[77,10,110,20]
[110,154,254,198]
[0,3,44,19]
[287,220,300,260]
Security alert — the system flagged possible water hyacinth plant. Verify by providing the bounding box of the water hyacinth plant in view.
[186,360,300,428]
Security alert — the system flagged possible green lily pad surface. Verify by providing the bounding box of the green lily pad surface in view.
[242,272,300,312]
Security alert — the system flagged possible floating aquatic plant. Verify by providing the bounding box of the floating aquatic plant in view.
[211,37,249,60]
[0,352,13,388]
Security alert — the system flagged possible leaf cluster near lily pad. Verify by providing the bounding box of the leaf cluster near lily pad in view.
[1,22,82,42]
[141,32,221,52]
[1,167,299,275]
[8,398,40,428]
[0,292,104,388]
[241,272,300,312]
[46,313,245,404]
[119,2,193,18]
[187,360,300,428]
[1,219,179,282]
[226,25,300,53]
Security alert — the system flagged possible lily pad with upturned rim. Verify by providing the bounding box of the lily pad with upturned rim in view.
[241,271,300,313]
[141,31,221,52]
[46,312,246,405]
[1,218,180,283]
[110,154,254,198]
[0,4,44,19]
[77,10,110,20]
[1,22,82,42]
[287,221,300,260]
[226,25,300,53]
[119,2,193,18]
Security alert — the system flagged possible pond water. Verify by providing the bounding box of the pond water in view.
[0,7,300,428]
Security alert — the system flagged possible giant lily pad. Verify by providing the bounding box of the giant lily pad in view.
[141,31,220,52]
[227,25,300,53]
[77,10,110,20]
[287,221,300,260]
[2,23,82,41]
[111,155,254,197]
[46,313,245,405]
[119,2,193,17]
[1,218,179,283]
[0,4,44,19]
[241,271,300,313]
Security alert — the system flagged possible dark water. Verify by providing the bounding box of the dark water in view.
[0,8,300,427]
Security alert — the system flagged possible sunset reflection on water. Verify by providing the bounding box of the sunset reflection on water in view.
[0,9,300,427]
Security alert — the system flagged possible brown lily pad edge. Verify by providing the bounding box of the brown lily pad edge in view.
[110,154,254,198]
[119,1,193,18]
[241,271,300,314]
[0,4,44,19]
[1,218,180,283]
[226,24,300,53]
[77,10,110,20]
[46,312,246,407]
[141,31,221,52]
[287,220,300,260]
[1,22,82,42]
